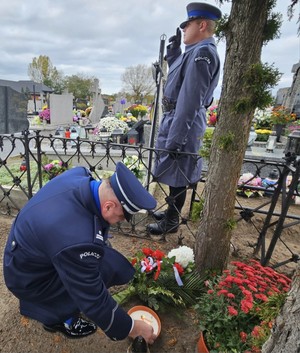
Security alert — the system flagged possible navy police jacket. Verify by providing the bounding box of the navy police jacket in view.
[153,37,220,187]
[3,167,135,341]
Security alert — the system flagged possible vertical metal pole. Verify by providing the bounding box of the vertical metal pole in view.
[23,130,33,198]
[4,87,8,133]
[146,34,166,189]
[262,159,300,266]
[33,84,37,113]
[254,166,289,260]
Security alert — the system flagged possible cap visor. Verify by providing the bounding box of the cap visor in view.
[180,20,188,29]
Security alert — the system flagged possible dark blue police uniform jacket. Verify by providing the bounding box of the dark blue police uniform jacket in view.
[153,37,220,187]
[3,167,135,341]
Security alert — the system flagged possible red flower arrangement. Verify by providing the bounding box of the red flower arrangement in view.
[195,259,291,352]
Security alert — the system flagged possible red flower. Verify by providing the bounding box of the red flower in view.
[208,115,217,125]
[152,249,165,260]
[240,331,247,342]
[142,248,153,257]
[247,284,258,292]
[228,306,238,316]
[251,326,262,338]
[217,289,229,296]
[232,277,243,285]
[254,293,268,302]
[131,258,137,266]
[242,289,252,297]
[241,298,253,313]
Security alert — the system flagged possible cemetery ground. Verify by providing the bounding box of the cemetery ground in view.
[0,191,300,353]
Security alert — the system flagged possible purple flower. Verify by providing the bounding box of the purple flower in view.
[44,163,53,171]
[39,108,51,121]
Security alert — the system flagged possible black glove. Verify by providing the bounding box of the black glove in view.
[168,149,181,160]
[168,27,181,50]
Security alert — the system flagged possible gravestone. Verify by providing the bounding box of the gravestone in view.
[49,92,74,126]
[0,86,28,133]
[88,79,105,124]
[114,94,129,114]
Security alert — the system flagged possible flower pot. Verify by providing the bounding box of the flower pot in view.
[196,332,209,353]
[274,123,285,142]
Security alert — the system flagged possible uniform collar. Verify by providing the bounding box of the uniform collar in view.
[184,37,215,52]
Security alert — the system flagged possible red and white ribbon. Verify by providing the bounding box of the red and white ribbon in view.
[173,266,183,286]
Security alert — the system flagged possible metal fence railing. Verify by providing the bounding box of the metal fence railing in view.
[1,130,300,267]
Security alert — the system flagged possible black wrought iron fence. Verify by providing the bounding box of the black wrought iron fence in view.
[1,130,300,268]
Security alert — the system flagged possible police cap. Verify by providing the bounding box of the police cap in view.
[180,2,222,29]
[110,162,157,222]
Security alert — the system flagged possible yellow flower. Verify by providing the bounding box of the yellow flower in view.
[127,104,148,118]
[255,129,272,134]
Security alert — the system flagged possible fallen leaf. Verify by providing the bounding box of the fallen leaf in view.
[167,338,178,347]
[20,316,29,327]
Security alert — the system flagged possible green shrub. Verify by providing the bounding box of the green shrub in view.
[200,127,214,160]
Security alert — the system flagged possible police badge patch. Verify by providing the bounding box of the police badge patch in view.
[195,56,211,64]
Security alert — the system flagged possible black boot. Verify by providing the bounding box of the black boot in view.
[147,209,179,235]
[152,210,166,221]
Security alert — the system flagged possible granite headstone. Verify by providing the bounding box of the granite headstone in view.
[0,86,29,133]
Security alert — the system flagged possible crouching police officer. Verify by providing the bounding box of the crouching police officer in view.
[3,162,157,345]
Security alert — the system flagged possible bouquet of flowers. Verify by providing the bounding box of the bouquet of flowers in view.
[95,116,128,133]
[127,104,148,118]
[195,259,291,353]
[206,105,218,126]
[123,155,145,180]
[113,246,205,311]
[43,159,68,181]
[39,107,51,122]
[270,106,296,126]
[254,108,273,130]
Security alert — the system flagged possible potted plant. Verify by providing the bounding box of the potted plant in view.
[270,106,296,142]
[39,107,51,124]
[127,104,148,118]
[95,116,129,134]
[270,106,296,126]
[194,259,291,353]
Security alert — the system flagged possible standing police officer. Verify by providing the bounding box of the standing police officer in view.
[147,2,222,236]
[3,162,157,345]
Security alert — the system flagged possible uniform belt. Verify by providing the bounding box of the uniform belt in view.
[162,97,176,112]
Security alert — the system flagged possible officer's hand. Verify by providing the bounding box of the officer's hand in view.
[129,320,157,345]
[168,149,181,160]
[168,27,181,49]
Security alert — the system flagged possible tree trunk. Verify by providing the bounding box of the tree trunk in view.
[195,0,270,272]
[262,265,300,353]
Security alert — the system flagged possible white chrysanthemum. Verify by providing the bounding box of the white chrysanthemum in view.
[167,246,194,268]
[96,117,128,133]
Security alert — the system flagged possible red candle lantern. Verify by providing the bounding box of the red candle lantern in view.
[127,128,139,145]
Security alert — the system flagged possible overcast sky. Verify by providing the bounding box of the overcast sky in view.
[0,0,299,98]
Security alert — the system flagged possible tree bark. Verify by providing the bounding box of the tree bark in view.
[195,0,270,272]
[262,265,300,353]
